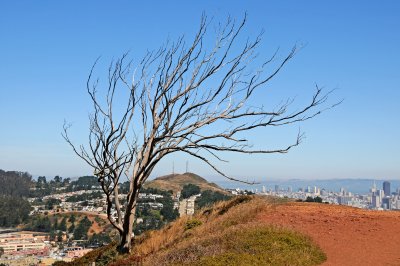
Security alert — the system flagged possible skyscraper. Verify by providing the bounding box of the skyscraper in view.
[382,197,391,210]
[378,189,385,199]
[383,181,391,196]
[371,192,381,208]
[370,181,377,193]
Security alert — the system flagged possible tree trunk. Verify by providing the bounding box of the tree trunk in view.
[117,205,136,254]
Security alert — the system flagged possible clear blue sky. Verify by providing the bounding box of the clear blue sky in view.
[0,1,399,181]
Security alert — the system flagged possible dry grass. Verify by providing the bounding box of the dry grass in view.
[129,195,258,257]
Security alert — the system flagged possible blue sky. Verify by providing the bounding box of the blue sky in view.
[0,1,399,181]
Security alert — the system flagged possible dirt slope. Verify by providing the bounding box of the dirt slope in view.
[258,202,400,266]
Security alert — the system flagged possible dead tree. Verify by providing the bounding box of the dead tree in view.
[62,15,337,253]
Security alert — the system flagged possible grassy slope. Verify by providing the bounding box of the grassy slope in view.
[144,172,227,195]
[61,196,326,266]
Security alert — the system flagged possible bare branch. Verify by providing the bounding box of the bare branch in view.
[63,14,339,253]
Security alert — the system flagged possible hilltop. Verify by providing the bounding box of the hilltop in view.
[144,172,226,195]
[258,202,400,266]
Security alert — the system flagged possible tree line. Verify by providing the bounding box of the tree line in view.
[0,169,32,227]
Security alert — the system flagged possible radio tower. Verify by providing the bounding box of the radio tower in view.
[186,161,189,173]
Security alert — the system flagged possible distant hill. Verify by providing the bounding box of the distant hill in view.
[144,172,226,195]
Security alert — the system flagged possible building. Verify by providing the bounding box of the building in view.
[383,181,391,197]
[0,232,49,256]
[337,196,352,205]
[382,197,391,210]
[370,181,377,193]
[66,246,93,258]
[178,195,199,216]
[371,192,381,209]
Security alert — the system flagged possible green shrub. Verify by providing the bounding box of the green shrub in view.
[181,184,201,199]
[194,225,326,266]
[184,219,202,230]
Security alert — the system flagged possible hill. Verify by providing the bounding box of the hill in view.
[144,172,227,195]
[55,196,326,266]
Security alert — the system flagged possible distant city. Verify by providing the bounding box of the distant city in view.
[225,180,400,210]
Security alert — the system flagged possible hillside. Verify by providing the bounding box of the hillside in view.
[55,196,400,266]
[22,211,113,240]
[56,196,326,266]
[144,172,226,195]
[51,212,112,237]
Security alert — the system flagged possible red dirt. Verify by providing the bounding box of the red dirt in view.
[258,202,400,266]
[87,216,103,235]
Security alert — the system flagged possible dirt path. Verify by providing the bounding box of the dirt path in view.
[258,202,400,266]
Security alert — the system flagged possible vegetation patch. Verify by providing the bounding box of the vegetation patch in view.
[181,184,201,199]
[142,224,325,266]
[195,190,231,209]
[184,219,202,231]
[196,226,326,266]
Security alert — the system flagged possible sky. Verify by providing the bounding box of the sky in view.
[0,1,399,182]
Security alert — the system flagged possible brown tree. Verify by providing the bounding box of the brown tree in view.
[63,15,337,253]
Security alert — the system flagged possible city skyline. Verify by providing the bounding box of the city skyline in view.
[1,1,399,180]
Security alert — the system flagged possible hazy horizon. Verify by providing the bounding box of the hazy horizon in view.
[8,169,399,183]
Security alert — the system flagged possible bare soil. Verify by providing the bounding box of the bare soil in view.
[87,216,103,235]
[258,202,400,266]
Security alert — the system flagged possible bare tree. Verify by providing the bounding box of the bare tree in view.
[63,15,337,253]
